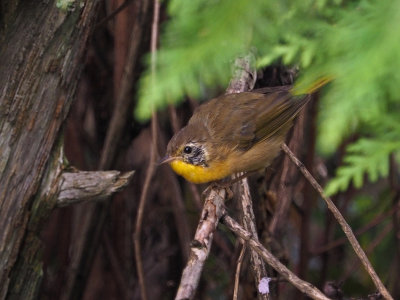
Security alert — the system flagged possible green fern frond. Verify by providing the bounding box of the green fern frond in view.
[325,137,400,196]
[136,0,340,120]
[313,0,400,154]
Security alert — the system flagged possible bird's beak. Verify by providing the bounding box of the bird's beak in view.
[158,155,177,165]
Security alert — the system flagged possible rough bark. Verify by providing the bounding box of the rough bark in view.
[0,2,101,298]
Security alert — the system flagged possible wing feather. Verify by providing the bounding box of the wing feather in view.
[188,91,309,151]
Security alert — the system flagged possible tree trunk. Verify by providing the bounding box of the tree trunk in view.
[0,2,100,298]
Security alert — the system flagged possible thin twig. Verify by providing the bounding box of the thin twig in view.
[96,0,135,29]
[312,205,397,255]
[189,182,203,211]
[64,2,151,296]
[133,112,157,300]
[239,178,269,300]
[222,213,330,300]
[103,233,130,298]
[233,243,246,300]
[281,143,393,300]
[99,0,150,169]
[133,1,161,300]
[166,169,191,262]
[268,150,291,234]
[341,222,393,283]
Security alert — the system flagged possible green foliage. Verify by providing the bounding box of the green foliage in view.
[325,137,400,196]
[309,0,400,155]
[325,115,400,196]
[56,0,76,11]
[136,0,339,120]
[136,0,400,195]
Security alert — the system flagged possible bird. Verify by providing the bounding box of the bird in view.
[160,87,311,184]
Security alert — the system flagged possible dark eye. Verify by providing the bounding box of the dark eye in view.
[183,146,192,154]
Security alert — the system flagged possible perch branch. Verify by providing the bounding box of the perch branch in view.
[239,177,269,300]
[222,213,330,300]
[281,143,393,300]
[226,52,269,299]
[176,51,265,299]
[175,188,226,300]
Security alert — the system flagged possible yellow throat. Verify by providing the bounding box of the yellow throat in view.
[170,160,231,184]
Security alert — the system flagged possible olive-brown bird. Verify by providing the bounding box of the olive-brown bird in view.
[160,89,310,184]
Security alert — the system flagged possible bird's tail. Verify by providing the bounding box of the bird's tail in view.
[252,75,333,96]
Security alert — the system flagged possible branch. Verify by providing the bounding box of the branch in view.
[133,1,161,300]
[226,52,269,299]
[57,170,134,207]
[175,188,226,300]
[222,213,330,300]
[226,51,257,94]
[233,243,247,300]
[281,143,393,300]
[239,178,269,300]
[99,0,151,170]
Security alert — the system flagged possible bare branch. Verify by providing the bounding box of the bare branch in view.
[233,243,246,300]
[226,53,269,299]
[222,213,330,300]
[281,143,393,300]
[311,205,398,255]
[133,1,161,300]
[99,0,151,169]
[239,178,269,300]
[175,188,226,300]
[57,170,134,207]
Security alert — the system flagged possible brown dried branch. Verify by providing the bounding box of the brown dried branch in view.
[56,170,134,207]
[166,169,191,262]
[222,213,330,300]
[226,52,269,299]
[133,115,157,300]
[175,188,226,300]
[99,0,151,169]
[341,222,393,283]
[239,178,269,300]
[233,243,246,300]
[133,1,161,300]
[281,143,393,300]
[311,205,397,255]
[64,2,153,298]
[96,0,135,28]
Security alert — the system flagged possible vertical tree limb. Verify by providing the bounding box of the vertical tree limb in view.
[133,1,161,300]
[233,243,247,300]
[226,52,269,299]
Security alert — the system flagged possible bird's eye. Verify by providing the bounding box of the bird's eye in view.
[183,146,192,154]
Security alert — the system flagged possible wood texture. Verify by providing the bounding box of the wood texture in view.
[0,2,100,298]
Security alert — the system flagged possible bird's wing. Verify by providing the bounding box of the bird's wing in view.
[190,91,309,150]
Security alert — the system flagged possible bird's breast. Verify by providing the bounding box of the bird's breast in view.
[169,160,231,184]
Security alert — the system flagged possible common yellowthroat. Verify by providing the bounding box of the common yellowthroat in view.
[160,89,309,184]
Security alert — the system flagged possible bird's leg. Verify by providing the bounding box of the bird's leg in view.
[226,170,259,186]
[201,171,259,200]
[201,181,234,200]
